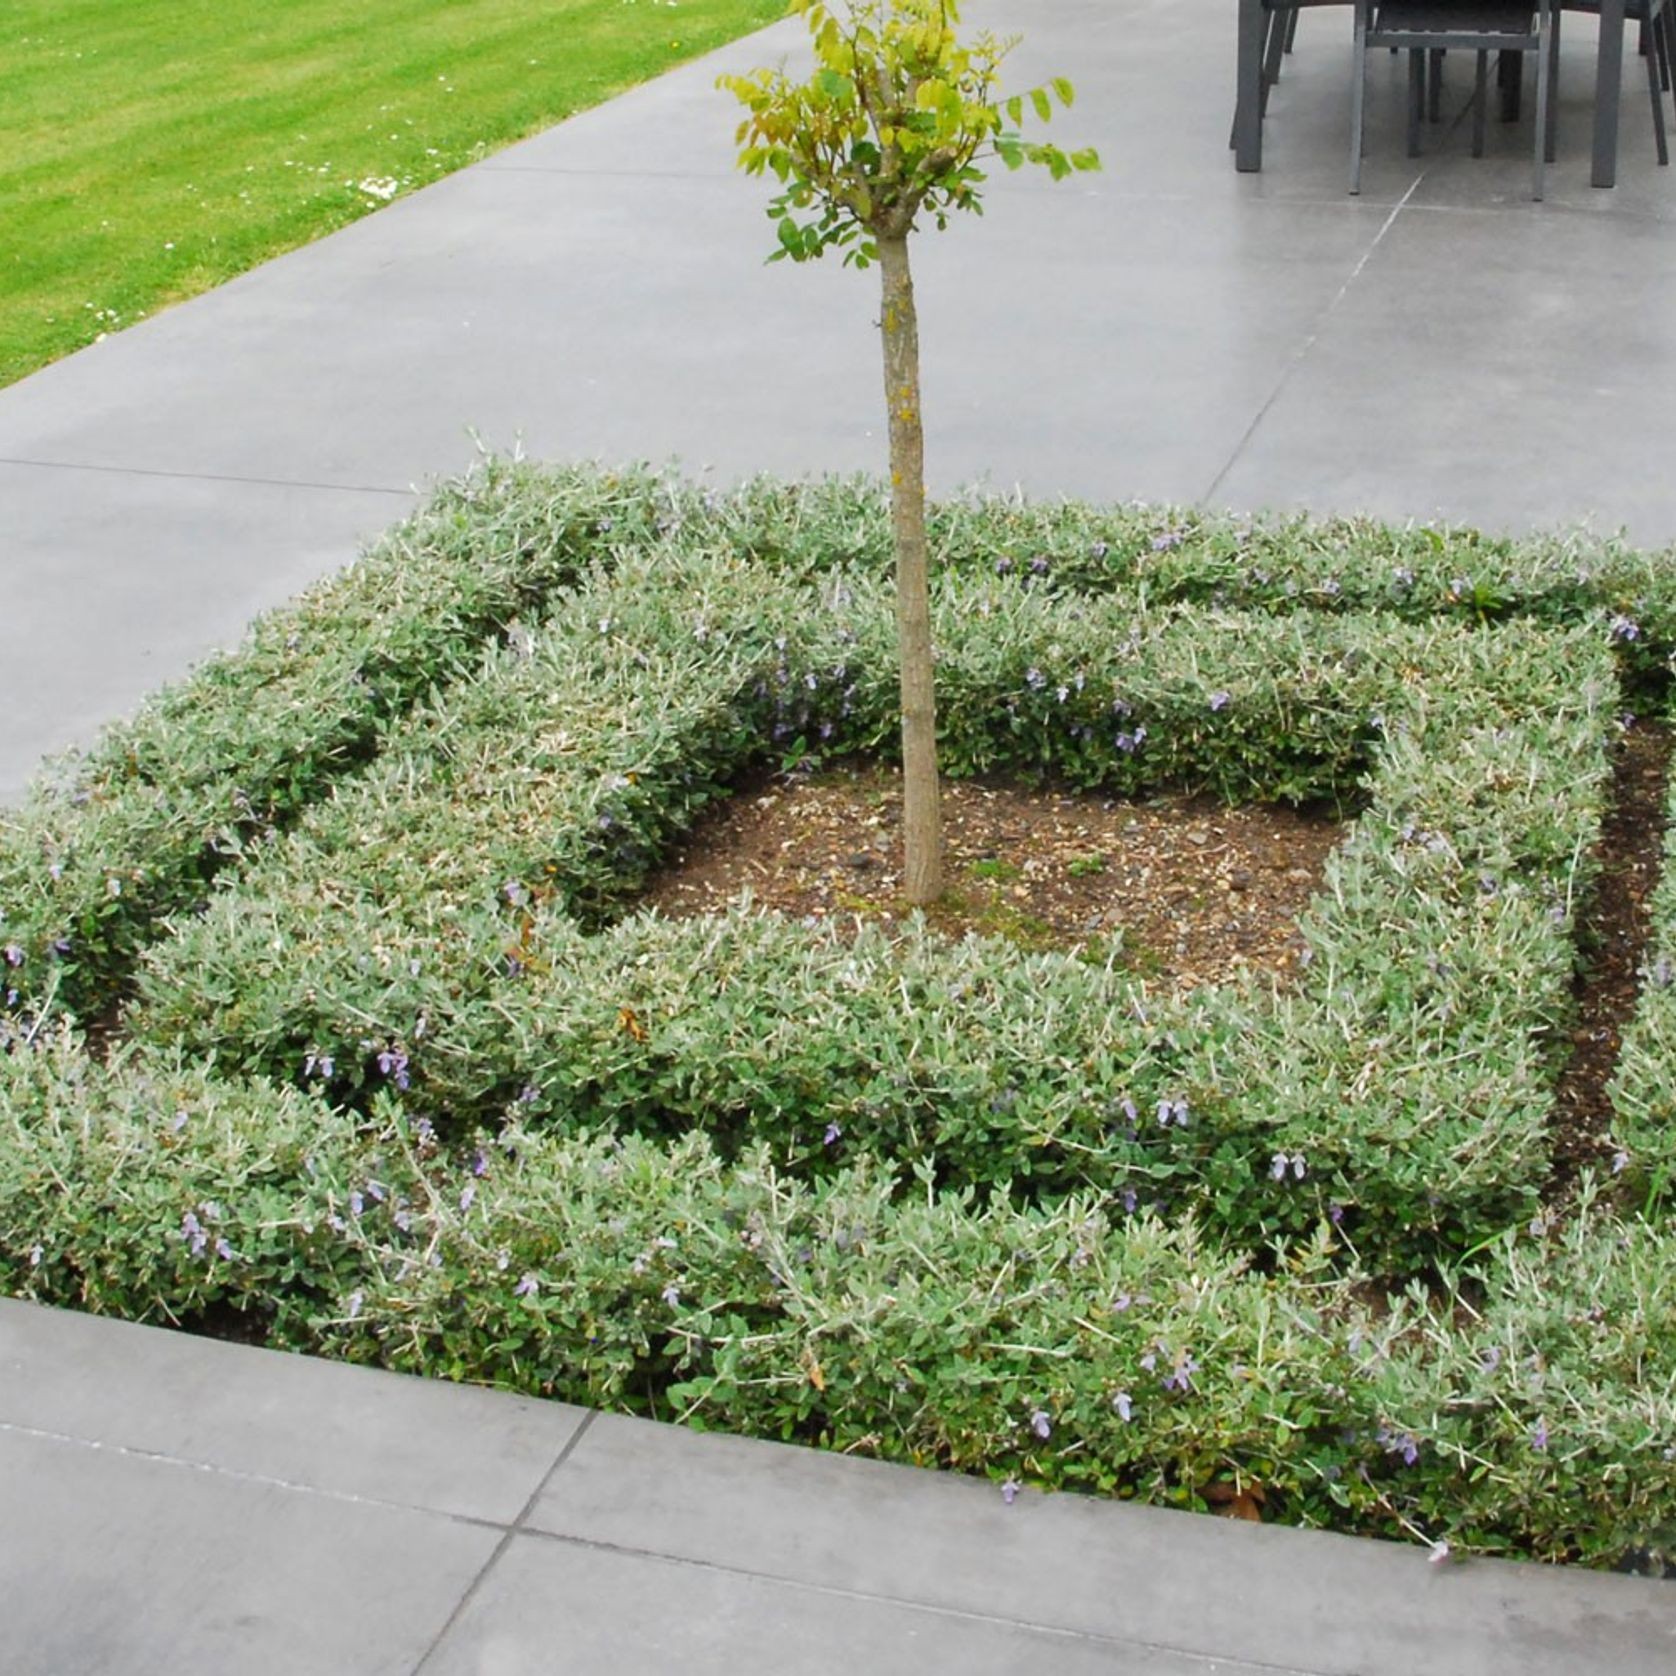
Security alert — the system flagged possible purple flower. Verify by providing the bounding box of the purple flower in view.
[1208,690,1231,713]
[1160,1353,1198,1395]
[661,1283,681,1308]
[1025,667,1047,690]
[171,1110,189,1135]
[346,1290,364,1320]
[503,880,528,907]
[1001,1478,1020,1504]
[1328,1203,1345,1226]
[303,1051,335,1081]
[459,1184,477,1213]
[375,1046,410,1091]
[1112,1391,1133,1422]
[215,1237,234,1262]
[1114,727,1147,753]
[1393,566,1416,588]
[1428,1541,1452,1566]
[1029,555,1051,576]
[348,1190,364,1217]
[1609,615,1642,643]
[1112,1292,1132,1313]
[1030,1408,1052,1441]
[1149,529,1185,554]
[472,1148,490,1178]
[1530,1421,1549,1451]
[1155,1097,1188,1129]
[1479,1346,1503,1373]
[823,1122,842,1148]
[995,556,1015,576]
[1612,1150,1630,1175]
[515,1273,540,1298]
[1377,1426,1421,1466]
[2,945,21,967]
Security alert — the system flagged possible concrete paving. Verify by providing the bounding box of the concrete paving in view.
[3,1298,1672,1674]
[4,3,1676,1669]
[7,2,1676,799]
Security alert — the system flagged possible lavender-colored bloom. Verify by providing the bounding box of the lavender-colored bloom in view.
[1612,1150,1630,1175]
[171,1110,189,1134]
[1025,667,1047,690]
[1089,540,1109,560]
[515,1273,540,1298]
[1479,1346,1503,1373]
[1121,1187,1138,1214]
[459,1184,477,1213]
[1654,956,1673,989]
[1428,1541,1452,1566]
[1001,1478,1020,1504]
[503,880,528,907]
[1393,566,1416,588]
[472,1148,490,1178]
[661,1283,681,1308]
[346,1290,364,1320]
[1449,577,1469,599]
[1208,690,1231,712]
[29,1244,44,1267]
[348,1190,364,1217]
[1328,1203,1345,1227]
[1055,685,1070,704]
[1112,1292,1132,1313]
[1029,554,1051,576]
[1160,1353,1199,1395]
[303,1052,334,1081]
[1270,1153,1289,1182]
[1149,529,1185,554]
[2,945,21,967]
[1112,1391,1133,1422]
[823,1122,843,1148]
[1156,1097,1188,1129]
[375,1046,410,1090]
[1530,1421,1549,1451]
[995,556,1015,576]
[1030,1408,1052,1441]
[1139,1351,1157,1372]
[1609,615,1642,643]
[215,1237,234,1262]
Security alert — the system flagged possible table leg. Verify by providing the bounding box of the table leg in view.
[1235,0,1266,171]
[1593,0,1626,186]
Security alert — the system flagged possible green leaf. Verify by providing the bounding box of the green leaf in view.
[1030,87,1052,124]
[1052,77,1076,108]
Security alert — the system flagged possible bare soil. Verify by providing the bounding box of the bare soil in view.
[642,762,1345,990]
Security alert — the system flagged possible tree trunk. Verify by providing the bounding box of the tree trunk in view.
[876,230,942,906]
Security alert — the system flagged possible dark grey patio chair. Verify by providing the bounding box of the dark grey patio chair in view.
[1556,0,1674,166]
[1230,0,1354,149]
[1350,0,1555,197]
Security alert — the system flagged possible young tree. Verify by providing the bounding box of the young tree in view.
[721,0,1097,905]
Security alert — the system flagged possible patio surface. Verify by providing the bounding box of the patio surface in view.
[2,3,1675,1669]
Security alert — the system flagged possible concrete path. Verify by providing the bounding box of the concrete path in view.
[3,1298,1671,1674]
[3,4,1676,1668]
[6,2,1676,799]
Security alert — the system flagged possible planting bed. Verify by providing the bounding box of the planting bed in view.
[3,461,1675,1571]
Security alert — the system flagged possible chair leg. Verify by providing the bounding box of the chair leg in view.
[1262,6,1289,111]
[1474,51,1491,155]
[1351,3,1370,193]
[1533,3,1550,199]
[1647,13,1671,163]
[1546,7,1561,163]
[1428,49,1446,122]
[1409,47,1426,155]
[1499,47,1523,121]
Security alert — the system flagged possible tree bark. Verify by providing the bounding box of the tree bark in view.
[876,230,943,906]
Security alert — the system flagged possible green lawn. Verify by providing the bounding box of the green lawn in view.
[1,0,785,388]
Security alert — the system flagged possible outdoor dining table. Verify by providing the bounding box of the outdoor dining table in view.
[1233,0,1631,185]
